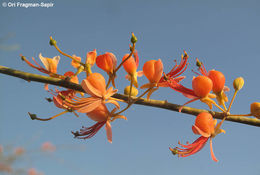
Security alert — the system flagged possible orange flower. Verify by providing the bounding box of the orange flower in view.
[195,58,229,106]
[122,51,143,88]
[96,52,117,87]
[71,55,81,68]
[141,59,163,99]
[38,53,60,74]
[142,59,163,84]
[22,53,61,90]
[166,75,216,111]
[170,112,225,162]
[72,103,126,143]
[96,52,117,74]
[192,76,213,98]
[86,49,97,66]
[22,53,60,75]
[208,70,225,93]
[63,73,119,113]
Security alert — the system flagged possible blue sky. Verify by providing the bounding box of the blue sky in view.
[1,0,260,174]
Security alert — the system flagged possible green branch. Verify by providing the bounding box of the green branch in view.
[0,65,259,127]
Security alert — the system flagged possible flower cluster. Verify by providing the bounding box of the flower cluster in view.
[21,33,260,162]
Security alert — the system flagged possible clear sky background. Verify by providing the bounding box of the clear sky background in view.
[1,0,260,175]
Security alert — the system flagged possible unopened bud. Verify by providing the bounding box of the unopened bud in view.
[124,86,138,97]
[250,102,260,119]
[131,33,137,44]
[233,77,244,91]
[49,36,57,46]
[196,58,202,67]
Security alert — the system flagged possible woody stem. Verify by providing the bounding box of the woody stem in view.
[1,65,260,127]
[228,114,252,117]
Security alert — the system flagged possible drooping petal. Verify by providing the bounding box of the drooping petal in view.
[210,138,218,162]
[105,121,112,143]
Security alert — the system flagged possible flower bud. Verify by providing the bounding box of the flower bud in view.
[250,102,260,119]
[49,36,57,46]
[124,86,138,97]
[233,77,244,91]
[131,32,137,44]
